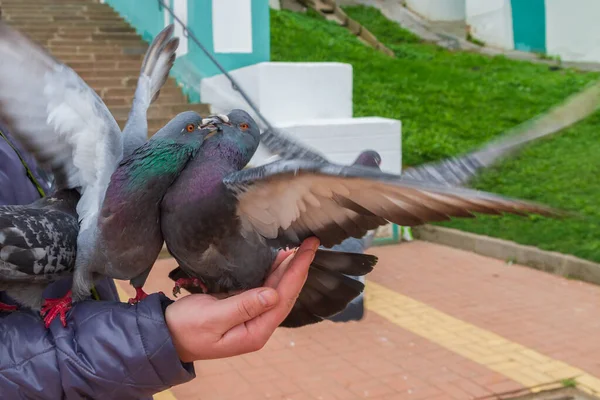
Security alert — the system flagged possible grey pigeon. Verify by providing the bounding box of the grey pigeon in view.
[161,109,559,328]
[0,22,193,327]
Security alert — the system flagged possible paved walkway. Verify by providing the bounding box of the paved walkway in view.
[115,241,600,400]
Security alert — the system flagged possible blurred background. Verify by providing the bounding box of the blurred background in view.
[3,0,600,399]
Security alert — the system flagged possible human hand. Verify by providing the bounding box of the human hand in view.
[164,237,320,362]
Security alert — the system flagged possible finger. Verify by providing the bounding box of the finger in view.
[264,250,295,288]
[209,287,279,331]
[245,237,319,339]
[269,249,295,275]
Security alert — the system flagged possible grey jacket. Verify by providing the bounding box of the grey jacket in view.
[0,125,195,399]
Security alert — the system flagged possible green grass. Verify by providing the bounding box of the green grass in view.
[270,7,600,262]
[561,378,578,388]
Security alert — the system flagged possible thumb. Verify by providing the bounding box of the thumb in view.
[212,288,279,330]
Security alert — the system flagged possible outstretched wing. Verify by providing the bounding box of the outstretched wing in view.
[0,22,123,229]
[122,24,179,158]
[223,159,560,248]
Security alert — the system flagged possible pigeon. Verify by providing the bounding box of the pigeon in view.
[168,149,382,322]
[0,22,198,327]
[161,109,560,328]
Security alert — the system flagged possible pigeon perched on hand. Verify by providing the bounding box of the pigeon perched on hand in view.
[0,22,197,327]
[161,109,560,328]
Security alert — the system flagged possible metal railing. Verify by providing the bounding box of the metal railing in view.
[157,0,274,131]
[157,0,329,163]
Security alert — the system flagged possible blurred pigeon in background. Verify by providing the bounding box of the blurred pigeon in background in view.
[162,109,560,328]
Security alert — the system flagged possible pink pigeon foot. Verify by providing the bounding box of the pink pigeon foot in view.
[41,290,73,328]
[173,277,208,297]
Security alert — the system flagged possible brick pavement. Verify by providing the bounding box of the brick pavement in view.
[116,241,600,400]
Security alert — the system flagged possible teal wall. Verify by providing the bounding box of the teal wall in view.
[511,0,546,53]
[105,0,165,42]
[104,0,270,103]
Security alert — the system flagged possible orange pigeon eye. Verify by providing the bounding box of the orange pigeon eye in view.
[239,123,249,131]
[186,124,195,132]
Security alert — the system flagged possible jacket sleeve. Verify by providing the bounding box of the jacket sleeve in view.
[0,293,195,399]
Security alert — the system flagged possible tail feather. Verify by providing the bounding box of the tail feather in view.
[280,251,377,328]
[403,80,600,186]
[140,24,179,104]
[311,248,376,275]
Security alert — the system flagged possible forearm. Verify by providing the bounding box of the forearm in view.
[0,293,195,399]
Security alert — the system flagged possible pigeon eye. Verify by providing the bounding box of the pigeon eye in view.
[186,124,195,132]
[239,123,249,131]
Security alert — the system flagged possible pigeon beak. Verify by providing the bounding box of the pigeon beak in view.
[202,115,231,126]
[204,127,220,140]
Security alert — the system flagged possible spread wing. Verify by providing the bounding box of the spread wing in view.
[0,206,78,283]
[223,159,560,248]
[0,22,123,229]
[122,24,179,158]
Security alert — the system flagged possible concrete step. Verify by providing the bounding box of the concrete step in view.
[0,0,96,3]
[96,85,185,99]
[48,44,147,55]
[83,76,181,90]
[68,60,143,71]
[77,68,143,80]
[7,21,132,29]
[2,4,109,11]
[101,92,187,108]
[101,95,183,108]
[109,103,211,119]
[1,25,137,36]
[57,53,145,63]
[47,37,146,46]
[28,32,142,42]
[4,8,119,16]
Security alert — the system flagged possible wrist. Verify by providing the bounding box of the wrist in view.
[165,302,195,363]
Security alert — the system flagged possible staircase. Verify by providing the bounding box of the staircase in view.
[0,0,210,135]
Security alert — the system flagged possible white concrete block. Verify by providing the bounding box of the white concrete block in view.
[545,0,600,63]
[248,117,402,175]
[200,62,353,124]
[406,0,465,22]
[465,0,514,50]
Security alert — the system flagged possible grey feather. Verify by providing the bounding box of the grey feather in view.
[122,24,179,158]
[0,190,80,309]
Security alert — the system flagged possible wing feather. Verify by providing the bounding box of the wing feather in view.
[224,159,561,248]
[0,22,123,229]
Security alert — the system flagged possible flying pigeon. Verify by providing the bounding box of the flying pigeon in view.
[0,22,200,327]
[161,110,560,328]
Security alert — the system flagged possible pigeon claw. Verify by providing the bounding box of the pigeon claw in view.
[128,287,150,305]
[41,290,73,329]
[0,302,17,312]
[173,278,207,298]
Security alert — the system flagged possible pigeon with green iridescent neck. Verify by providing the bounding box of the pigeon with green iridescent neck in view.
[0,22,198,327]
[162,110,560,328]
